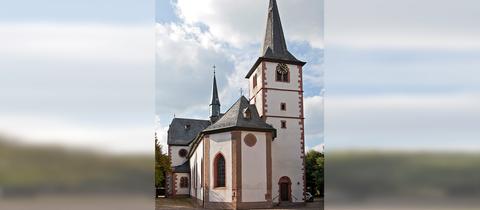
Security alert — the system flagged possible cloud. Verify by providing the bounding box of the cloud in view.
[174,0,323,48]
[155,22,237,121]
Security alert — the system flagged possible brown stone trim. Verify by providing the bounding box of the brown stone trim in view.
[250,87,303,102]
[244,133,257,147]
[298,65,306,201]
[264,115,304,119]
[172,173,177,196]
[266,132,273,203]
[204,136,210,204]
[246,57,306,79]
[231,131,242,208]
[261,62,268,119]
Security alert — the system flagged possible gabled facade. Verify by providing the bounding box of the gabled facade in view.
[166,0,307,208]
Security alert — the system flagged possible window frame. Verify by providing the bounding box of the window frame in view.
[280,102,286,111]
[253,74,257,88]
[213,153,226,188]
[275,64,290,83]
[178,149,188,157]
[281,120,287,129]
[180,177,188,188]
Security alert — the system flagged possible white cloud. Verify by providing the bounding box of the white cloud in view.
[174,0,323,48]
[312,143,325,153]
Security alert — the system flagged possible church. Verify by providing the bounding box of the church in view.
[166,0,307,208]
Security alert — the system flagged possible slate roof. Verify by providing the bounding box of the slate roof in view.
[203,96,276,135]
[210,73,220,106]
[173,161,190,173]
[167,118,210,145]
[245,0,306,79]
[261,0,299,62]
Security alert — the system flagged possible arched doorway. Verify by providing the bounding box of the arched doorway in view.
[278,176,291,202]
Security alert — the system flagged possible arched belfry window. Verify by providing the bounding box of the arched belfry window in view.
[214,153,226,187]
[276,63,289,82]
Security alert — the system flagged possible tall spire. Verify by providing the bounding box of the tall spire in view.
[261,0,298,61]
[210,65,221,122]
[245,0,306,79]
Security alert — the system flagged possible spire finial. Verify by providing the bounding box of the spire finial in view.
[213,64,216,75]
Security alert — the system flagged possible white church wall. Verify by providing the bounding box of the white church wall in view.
[189,139,204,200]
[208,132,233,202]
[175,172,190,195]
[266,89,300,117]
[170,145,189,166]
[248,66,262,99]
[268,118,304,202]
[241,131,268,202]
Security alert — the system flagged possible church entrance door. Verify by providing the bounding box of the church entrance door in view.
[278,176,291,202]
[280,183,289,201]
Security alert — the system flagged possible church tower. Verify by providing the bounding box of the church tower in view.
[210,70,221,122]
[246,0,307,203]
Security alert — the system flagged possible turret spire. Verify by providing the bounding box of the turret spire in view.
[210,65,221,122]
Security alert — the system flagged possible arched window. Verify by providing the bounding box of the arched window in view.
[180,177,188,188]
[214,153,226,187]
[276,63,289,82]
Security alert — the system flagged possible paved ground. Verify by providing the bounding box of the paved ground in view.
[155,197,323,209]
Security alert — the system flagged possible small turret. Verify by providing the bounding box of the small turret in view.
[210,66,221,122]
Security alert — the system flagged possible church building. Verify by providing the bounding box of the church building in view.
[166,0,307,208]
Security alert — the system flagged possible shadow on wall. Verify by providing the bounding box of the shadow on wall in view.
[208,190,232,208]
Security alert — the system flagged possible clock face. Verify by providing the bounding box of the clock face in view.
[276,63,289,74]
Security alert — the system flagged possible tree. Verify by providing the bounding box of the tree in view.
[155,133,171,188]
[306,150,324,197]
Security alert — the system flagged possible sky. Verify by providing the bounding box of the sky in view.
[0,0,479,154]
[154,0,325,153]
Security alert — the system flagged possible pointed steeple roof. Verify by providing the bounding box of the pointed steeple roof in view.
[210,71,220,106]
[262,0,298,61]
[246,0,306,78]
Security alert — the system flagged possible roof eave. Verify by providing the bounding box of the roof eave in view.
[203,126,276,135]
[245,56,306,78]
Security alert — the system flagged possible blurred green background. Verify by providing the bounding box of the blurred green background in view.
[0,136,153,198]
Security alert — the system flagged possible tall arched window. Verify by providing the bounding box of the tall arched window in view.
[214,153,226,187]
